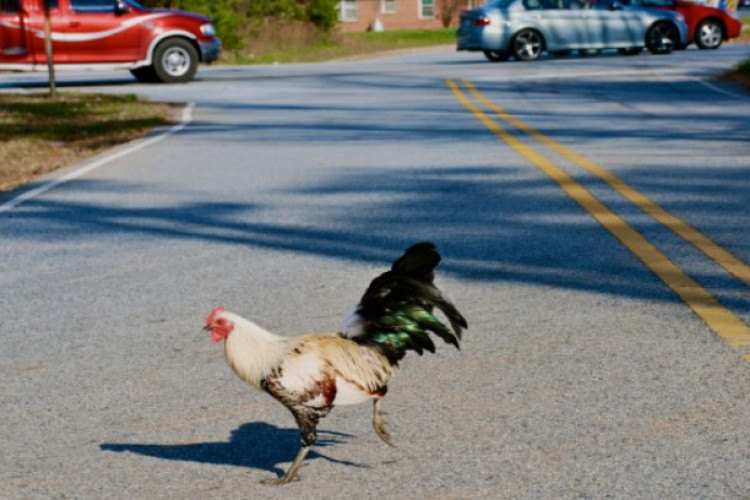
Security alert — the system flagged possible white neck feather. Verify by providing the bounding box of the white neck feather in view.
[223,313,288,390]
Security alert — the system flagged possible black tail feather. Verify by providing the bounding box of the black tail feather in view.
[390,242,441,281]
[347,242,467,365]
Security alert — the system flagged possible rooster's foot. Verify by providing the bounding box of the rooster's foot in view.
[373,399,396,447]
[260,473,300,486]
[260,444,310,485]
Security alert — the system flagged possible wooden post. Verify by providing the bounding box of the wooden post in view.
[43,0,57,98]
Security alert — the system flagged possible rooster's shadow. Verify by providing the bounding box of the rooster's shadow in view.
[100,422,363,477]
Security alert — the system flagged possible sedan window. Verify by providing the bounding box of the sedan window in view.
[628,0,676,5]
[565,0,591,8]
[590,0,615,9]
[523,0,561,9]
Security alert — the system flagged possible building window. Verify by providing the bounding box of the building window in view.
[419,0,435,18]
[382,0,396,13]
[340,0,358,21]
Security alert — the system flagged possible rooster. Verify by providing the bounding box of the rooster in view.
[203,242,467,485]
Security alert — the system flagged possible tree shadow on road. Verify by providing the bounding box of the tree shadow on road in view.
[2,68,750,310]
[100,422,362,477]
[4,159,750,309]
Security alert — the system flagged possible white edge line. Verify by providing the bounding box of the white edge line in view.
[0,101,195,214]
[692,77,750,101]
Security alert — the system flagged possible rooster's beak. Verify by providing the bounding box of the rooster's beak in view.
[195,325,211,342]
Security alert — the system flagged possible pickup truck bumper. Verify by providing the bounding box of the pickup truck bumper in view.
[200,39,221,63]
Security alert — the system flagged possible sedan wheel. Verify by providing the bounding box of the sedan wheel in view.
[483,50,511,62]
[618,47,643,56]
[646,22,677,54]
[512,29,544,62]
[694,19,723,49]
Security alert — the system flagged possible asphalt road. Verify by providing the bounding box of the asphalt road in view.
[2,44,750,498]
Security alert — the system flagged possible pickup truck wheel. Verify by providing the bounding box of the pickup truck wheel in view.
[152,38,198,83]
[130,66,159,83]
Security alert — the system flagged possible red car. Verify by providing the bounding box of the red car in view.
[617,0,742,49]
[0,0,221,82]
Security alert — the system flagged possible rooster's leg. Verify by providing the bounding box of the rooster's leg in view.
[261,410,318,485]
[261,445,311,486]
[372,398,396,447]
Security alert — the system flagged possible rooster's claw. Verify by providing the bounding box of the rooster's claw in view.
[260,473,300,486]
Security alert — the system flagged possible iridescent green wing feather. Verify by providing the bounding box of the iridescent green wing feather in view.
[346,242,467,365]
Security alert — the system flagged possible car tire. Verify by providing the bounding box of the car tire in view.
[483,50,511,62]
[618,47,643,56]
[646,21,678,55]
[694,19,723,50]
[130,66,159,83]
[578,49,601,57]
[511,29,544,62]
[152,38,199,83]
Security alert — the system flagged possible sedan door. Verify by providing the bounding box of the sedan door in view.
[522,0,592,50]
[586,0,647,46]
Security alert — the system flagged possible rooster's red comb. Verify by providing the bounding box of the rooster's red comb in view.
[206,305,226,325]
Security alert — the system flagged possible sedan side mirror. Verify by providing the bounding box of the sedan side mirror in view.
[115,0,129,14]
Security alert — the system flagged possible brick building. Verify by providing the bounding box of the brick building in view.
[337,0,476,32]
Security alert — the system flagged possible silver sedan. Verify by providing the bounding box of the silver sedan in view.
[457,0,689,62]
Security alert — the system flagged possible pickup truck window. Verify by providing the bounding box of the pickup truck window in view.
[0,0,21,12]
[70,0,118,12]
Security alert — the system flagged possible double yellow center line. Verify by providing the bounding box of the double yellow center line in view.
[447,78,750,363]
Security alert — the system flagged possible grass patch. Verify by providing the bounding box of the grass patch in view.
[344,28,457,47]
[742,20,750,43]
[0,93,173,193]
[721,56,750,91]
[223,22,456,64]
[719,16,750,93]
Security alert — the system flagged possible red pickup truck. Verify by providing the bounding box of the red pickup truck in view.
[0,0,221,82]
